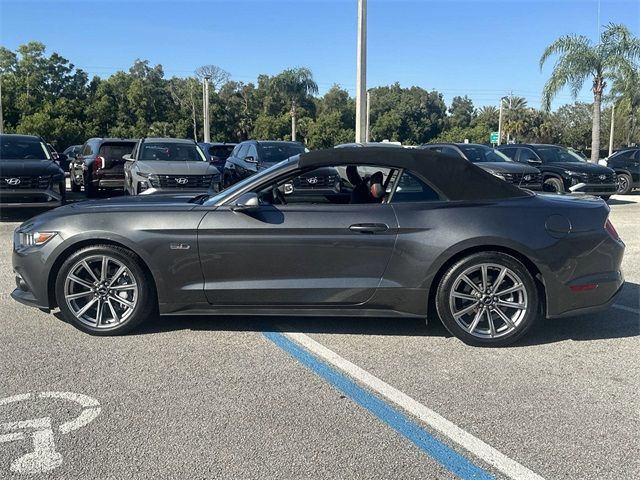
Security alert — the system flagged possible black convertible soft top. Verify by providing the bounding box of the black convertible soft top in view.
[298,146,530,201]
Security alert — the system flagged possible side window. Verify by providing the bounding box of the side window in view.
[441,146,460,158]
[256,164,392,206]
[612,150,635,161]
[237,144,249,159]
[391,171,441,203]
[246,145,258,160]
[79,143,91,156]
[518,148,539,163]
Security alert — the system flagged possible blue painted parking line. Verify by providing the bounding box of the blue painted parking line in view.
[263,331,494,480]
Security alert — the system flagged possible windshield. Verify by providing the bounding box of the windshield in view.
[203,157,295,205]
[260,142,305,163]
[140,142,206,162]
[458,145,512,163]
[0,138,51,160]
[536,146,584,163]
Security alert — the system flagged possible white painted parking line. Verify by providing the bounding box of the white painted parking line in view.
[280,327,545,480]
[612,304,640,315]
[0,392,101,475]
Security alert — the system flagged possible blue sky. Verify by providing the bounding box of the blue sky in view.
[1,0,638,109]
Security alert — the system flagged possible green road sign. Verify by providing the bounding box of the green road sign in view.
[490,131,499,143]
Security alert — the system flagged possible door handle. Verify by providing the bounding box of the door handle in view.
[349,223,389,233]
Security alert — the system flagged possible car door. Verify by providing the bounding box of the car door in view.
[197,167,399,307]
[229,144,249,184]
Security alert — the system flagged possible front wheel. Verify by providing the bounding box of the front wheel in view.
[543,177,564,193]
[436,252,539,347]
[55,245,155,335]
[616,173,632,195]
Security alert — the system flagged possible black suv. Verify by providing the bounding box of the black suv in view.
[605,147,639,195]
[222,140,305,187]
[70,138,137,197]
[497,144,617,199]
[421,143,543,190]
[0,134,66,208]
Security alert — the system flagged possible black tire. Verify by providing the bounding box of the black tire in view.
[55,244,156,335]
[543,177,564,193]
[84,173,98,198]
[436,251,539,347]
[616,173,632,195]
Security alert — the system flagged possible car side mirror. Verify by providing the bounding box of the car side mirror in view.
[527,159,542,165]
[122,154,133,162]
[244,156,258,164]
[231,192,260,211]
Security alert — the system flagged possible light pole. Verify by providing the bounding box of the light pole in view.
[497,96,508,146]
[291,101,297,142]
[365,90,371,143]
[355,0,367,142]
[202,75,211,143]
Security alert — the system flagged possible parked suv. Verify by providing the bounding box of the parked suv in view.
[421,143,543,190]
[0,134,66,207]
[124,138,221,195]
[70,138,136,197]
[198,142,237,172]
[497,144,617,199]
[222,140,305,187]
[605,147,639,195]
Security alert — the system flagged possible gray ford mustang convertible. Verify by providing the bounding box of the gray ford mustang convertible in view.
[11,147,624,346]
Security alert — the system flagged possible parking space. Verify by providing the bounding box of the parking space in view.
[1,195,638,479]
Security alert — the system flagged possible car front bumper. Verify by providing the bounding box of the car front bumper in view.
[568,182,618,196]
[0,188,63,208]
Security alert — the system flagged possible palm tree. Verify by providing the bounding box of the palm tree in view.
[503,96,528,142]
[540,23,640,162]
[271,67,318,141]
[608,64,640,146]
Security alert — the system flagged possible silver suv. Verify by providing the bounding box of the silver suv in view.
[123,138,221,195]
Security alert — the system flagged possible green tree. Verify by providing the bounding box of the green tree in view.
[473,105,499,130]
[448,95,475,129]
[270,67,318,141]
[540,23,640,162]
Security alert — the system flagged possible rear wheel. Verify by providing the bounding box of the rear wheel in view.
[543,177,564,193]
[616,173,632,195]
[55,245,155,335]
[436,252,539,347]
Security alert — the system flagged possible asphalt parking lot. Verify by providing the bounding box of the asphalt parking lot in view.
[1,194,638,479]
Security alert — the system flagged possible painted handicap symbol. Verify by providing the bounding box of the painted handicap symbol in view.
[0,392,101,475]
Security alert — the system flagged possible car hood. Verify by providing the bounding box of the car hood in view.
[19,194,202,231]
[549,162,614,173]
[135,161,220,175]
[475,162,539,174]
[0,159,64,177]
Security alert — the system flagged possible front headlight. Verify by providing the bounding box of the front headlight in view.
[16,231,57,248]
[487,170,505,180]
[137,172,151,179]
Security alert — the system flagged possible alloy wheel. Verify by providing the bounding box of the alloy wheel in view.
[617,175,628,194]
[64,254,138,328]
[449,263,528,339]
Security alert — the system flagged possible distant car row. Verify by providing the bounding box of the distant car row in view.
[0,132,637,209]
